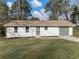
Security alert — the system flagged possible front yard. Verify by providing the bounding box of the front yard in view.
[0,38,79,59]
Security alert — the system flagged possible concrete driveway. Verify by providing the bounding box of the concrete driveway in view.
[60,36,79,42]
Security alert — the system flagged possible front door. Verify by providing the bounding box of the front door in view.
[36,27,40,35]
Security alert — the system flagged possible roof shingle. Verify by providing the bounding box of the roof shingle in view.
[4,20,74,27]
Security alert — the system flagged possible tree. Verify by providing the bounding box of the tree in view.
[45,0,63,19]
[63,0,70,20]
[45,0,70,20]
[32,17,40,20]
[0,0,9,36]
[71,5,79,24]
[12,0,31,20]
[0,0,9,24]
[0,0,8,21]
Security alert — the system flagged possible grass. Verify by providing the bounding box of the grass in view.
[0,38,79,59]
[73,27,79,37]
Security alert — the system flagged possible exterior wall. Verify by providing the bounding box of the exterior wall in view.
[6,26,73,38]
[40,27,59,36]
[6,27,14,38]
[69,27,73,36]
[6,27,36,38]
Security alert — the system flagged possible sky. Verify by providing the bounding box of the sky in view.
[6,0,48,12]
[6,0,49,20]
[6,0,77,20]
[6,0,77,13]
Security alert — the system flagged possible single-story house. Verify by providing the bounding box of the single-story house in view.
[4,20,74,38]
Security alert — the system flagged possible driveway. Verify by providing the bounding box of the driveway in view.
[60,36,79,42]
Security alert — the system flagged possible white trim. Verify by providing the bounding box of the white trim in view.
[69,27,73,36]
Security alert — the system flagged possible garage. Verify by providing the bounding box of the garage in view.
[60,27,69,36]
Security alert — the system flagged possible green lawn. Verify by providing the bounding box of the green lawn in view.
[0,38,79,59]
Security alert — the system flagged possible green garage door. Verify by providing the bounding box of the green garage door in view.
[60,27,69,36]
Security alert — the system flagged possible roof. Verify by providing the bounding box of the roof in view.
[4,20,74,27]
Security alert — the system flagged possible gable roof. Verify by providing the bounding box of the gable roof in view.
[4,20,74,27]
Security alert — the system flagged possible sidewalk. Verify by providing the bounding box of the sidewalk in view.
[60,36,79,42]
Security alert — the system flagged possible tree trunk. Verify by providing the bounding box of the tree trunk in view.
[64,0,69,20]
[16,0,24,20]
[65,10,69,20]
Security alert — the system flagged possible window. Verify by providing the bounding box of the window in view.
[26,27,29,32]
[14,27,17,32]
[44,27,48,30]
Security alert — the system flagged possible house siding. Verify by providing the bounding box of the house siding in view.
[40,27,59,36]
[6,26,73,38]
[6,27,36,38]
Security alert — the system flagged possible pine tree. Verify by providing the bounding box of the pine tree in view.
[15,0,31,20]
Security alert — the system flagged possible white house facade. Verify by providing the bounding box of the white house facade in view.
[4,20,74,38]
